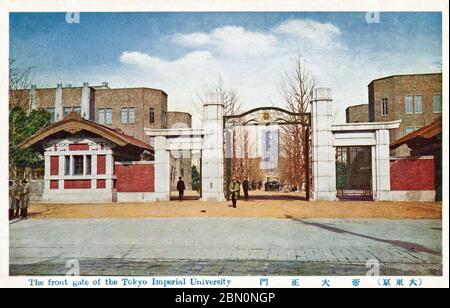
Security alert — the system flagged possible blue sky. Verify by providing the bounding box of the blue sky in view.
[10,12,442,123]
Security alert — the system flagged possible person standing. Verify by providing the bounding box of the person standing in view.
[20,180,30,219]
[14,180,22,219]
[177,177,185,202]
[9,181,15,220]
[229,178,240,208]
[242,177,250,201]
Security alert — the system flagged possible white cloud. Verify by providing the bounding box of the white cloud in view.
[173,26,279,57]
[273,19,343,48]
[80,18,438,126]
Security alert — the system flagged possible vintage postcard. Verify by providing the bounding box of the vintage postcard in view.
[0,0,448,293]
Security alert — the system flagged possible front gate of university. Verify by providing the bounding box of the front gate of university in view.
[223,107,311,200]
[147,88,399,203]
[335,146,373,200]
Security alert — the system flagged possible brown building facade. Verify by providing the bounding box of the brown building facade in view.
[368,73,442,156]
[345,104,369,123]
[11,82,194,193]
[10,82,192,143]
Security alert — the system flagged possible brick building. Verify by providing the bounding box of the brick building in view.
[11,82,194,193]
[10,82,192,142]
[345,104,368,123]
[368,73,442,156]
[19,112,156,203]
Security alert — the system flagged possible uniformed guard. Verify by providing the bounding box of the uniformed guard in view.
[20,180,30,219]
[14,180,22,218]
[228,178,240,208]
[9,180,15,220]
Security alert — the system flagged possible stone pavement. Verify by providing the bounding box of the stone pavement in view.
[10,218,442,276]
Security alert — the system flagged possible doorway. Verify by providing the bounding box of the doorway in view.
[335,146,373,200]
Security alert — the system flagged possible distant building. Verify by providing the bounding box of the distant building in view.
[346,104,369,123]
[368,73,442,156]
[10,82,193,190]
[10,82,192,142]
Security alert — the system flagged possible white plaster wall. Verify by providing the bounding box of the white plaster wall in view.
[391,191,436,202]
[117,192,156,203]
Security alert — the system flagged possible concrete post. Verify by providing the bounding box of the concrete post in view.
[201,92,225,202]
[55,83,63,121]
[81,82,91,120]
[154,136,171,201]
[29,85,37,113]
[310,88,337,201]
[373,129,392,201]
[105,154,114,189]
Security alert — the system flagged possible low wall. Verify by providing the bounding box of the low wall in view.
[390,156,435,201]
[116,192,155,203]
[115,161,155,193]
[42,189,115,203]
[29,179,44,202]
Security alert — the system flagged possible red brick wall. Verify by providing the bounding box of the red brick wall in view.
[69,144,89,151]
[115,163,154,192]
[50,180,59,189]
[50,156,59,176]
[390,158,435,190]
[64,180,91,189]
[97,179,106,189]
[97,155,106,174]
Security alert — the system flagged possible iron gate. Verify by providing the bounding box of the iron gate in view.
[223,107,311,200]
[335,146,373,200]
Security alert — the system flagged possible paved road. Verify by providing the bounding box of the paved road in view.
[10,218,442,276]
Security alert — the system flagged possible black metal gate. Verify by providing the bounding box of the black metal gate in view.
[336,146,373,200]
[223,107,311,200]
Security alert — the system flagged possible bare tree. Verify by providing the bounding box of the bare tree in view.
[9,58,34,110]
[194,77,242,118]
[279,54,315,194]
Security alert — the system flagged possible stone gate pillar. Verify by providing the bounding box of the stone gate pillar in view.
[154,136,171,201]
[310,88,337,201]
[201,93,225,202]
[373,129,392,201]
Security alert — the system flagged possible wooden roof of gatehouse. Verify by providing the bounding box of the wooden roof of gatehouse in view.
[19,112,153,153]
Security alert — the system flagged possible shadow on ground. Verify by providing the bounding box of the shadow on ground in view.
[285,215,441,256]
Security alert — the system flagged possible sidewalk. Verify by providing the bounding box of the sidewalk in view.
[26,199,442,220]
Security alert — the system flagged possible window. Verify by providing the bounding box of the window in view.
[73,107,81,114]
[414,96,423,113]
[65,156,70,175]
[121,107,135,124]
[64,106,81,118]
[381,98,388,116]
[121,107,128,124]
[128,107,136,124]
[98,108,112,125]
[47,107,55,123]
[405,96,413,114]
[149,108,155,124]
[85,155,91,175]
[63,107,72,118]
[73,155,84,175]
[405,127,416,134]
[433,95,442,113]
[98,109,105,125]
[105,108,112,124]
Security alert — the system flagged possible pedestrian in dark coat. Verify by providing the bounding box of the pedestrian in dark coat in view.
[177,177,185,202]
